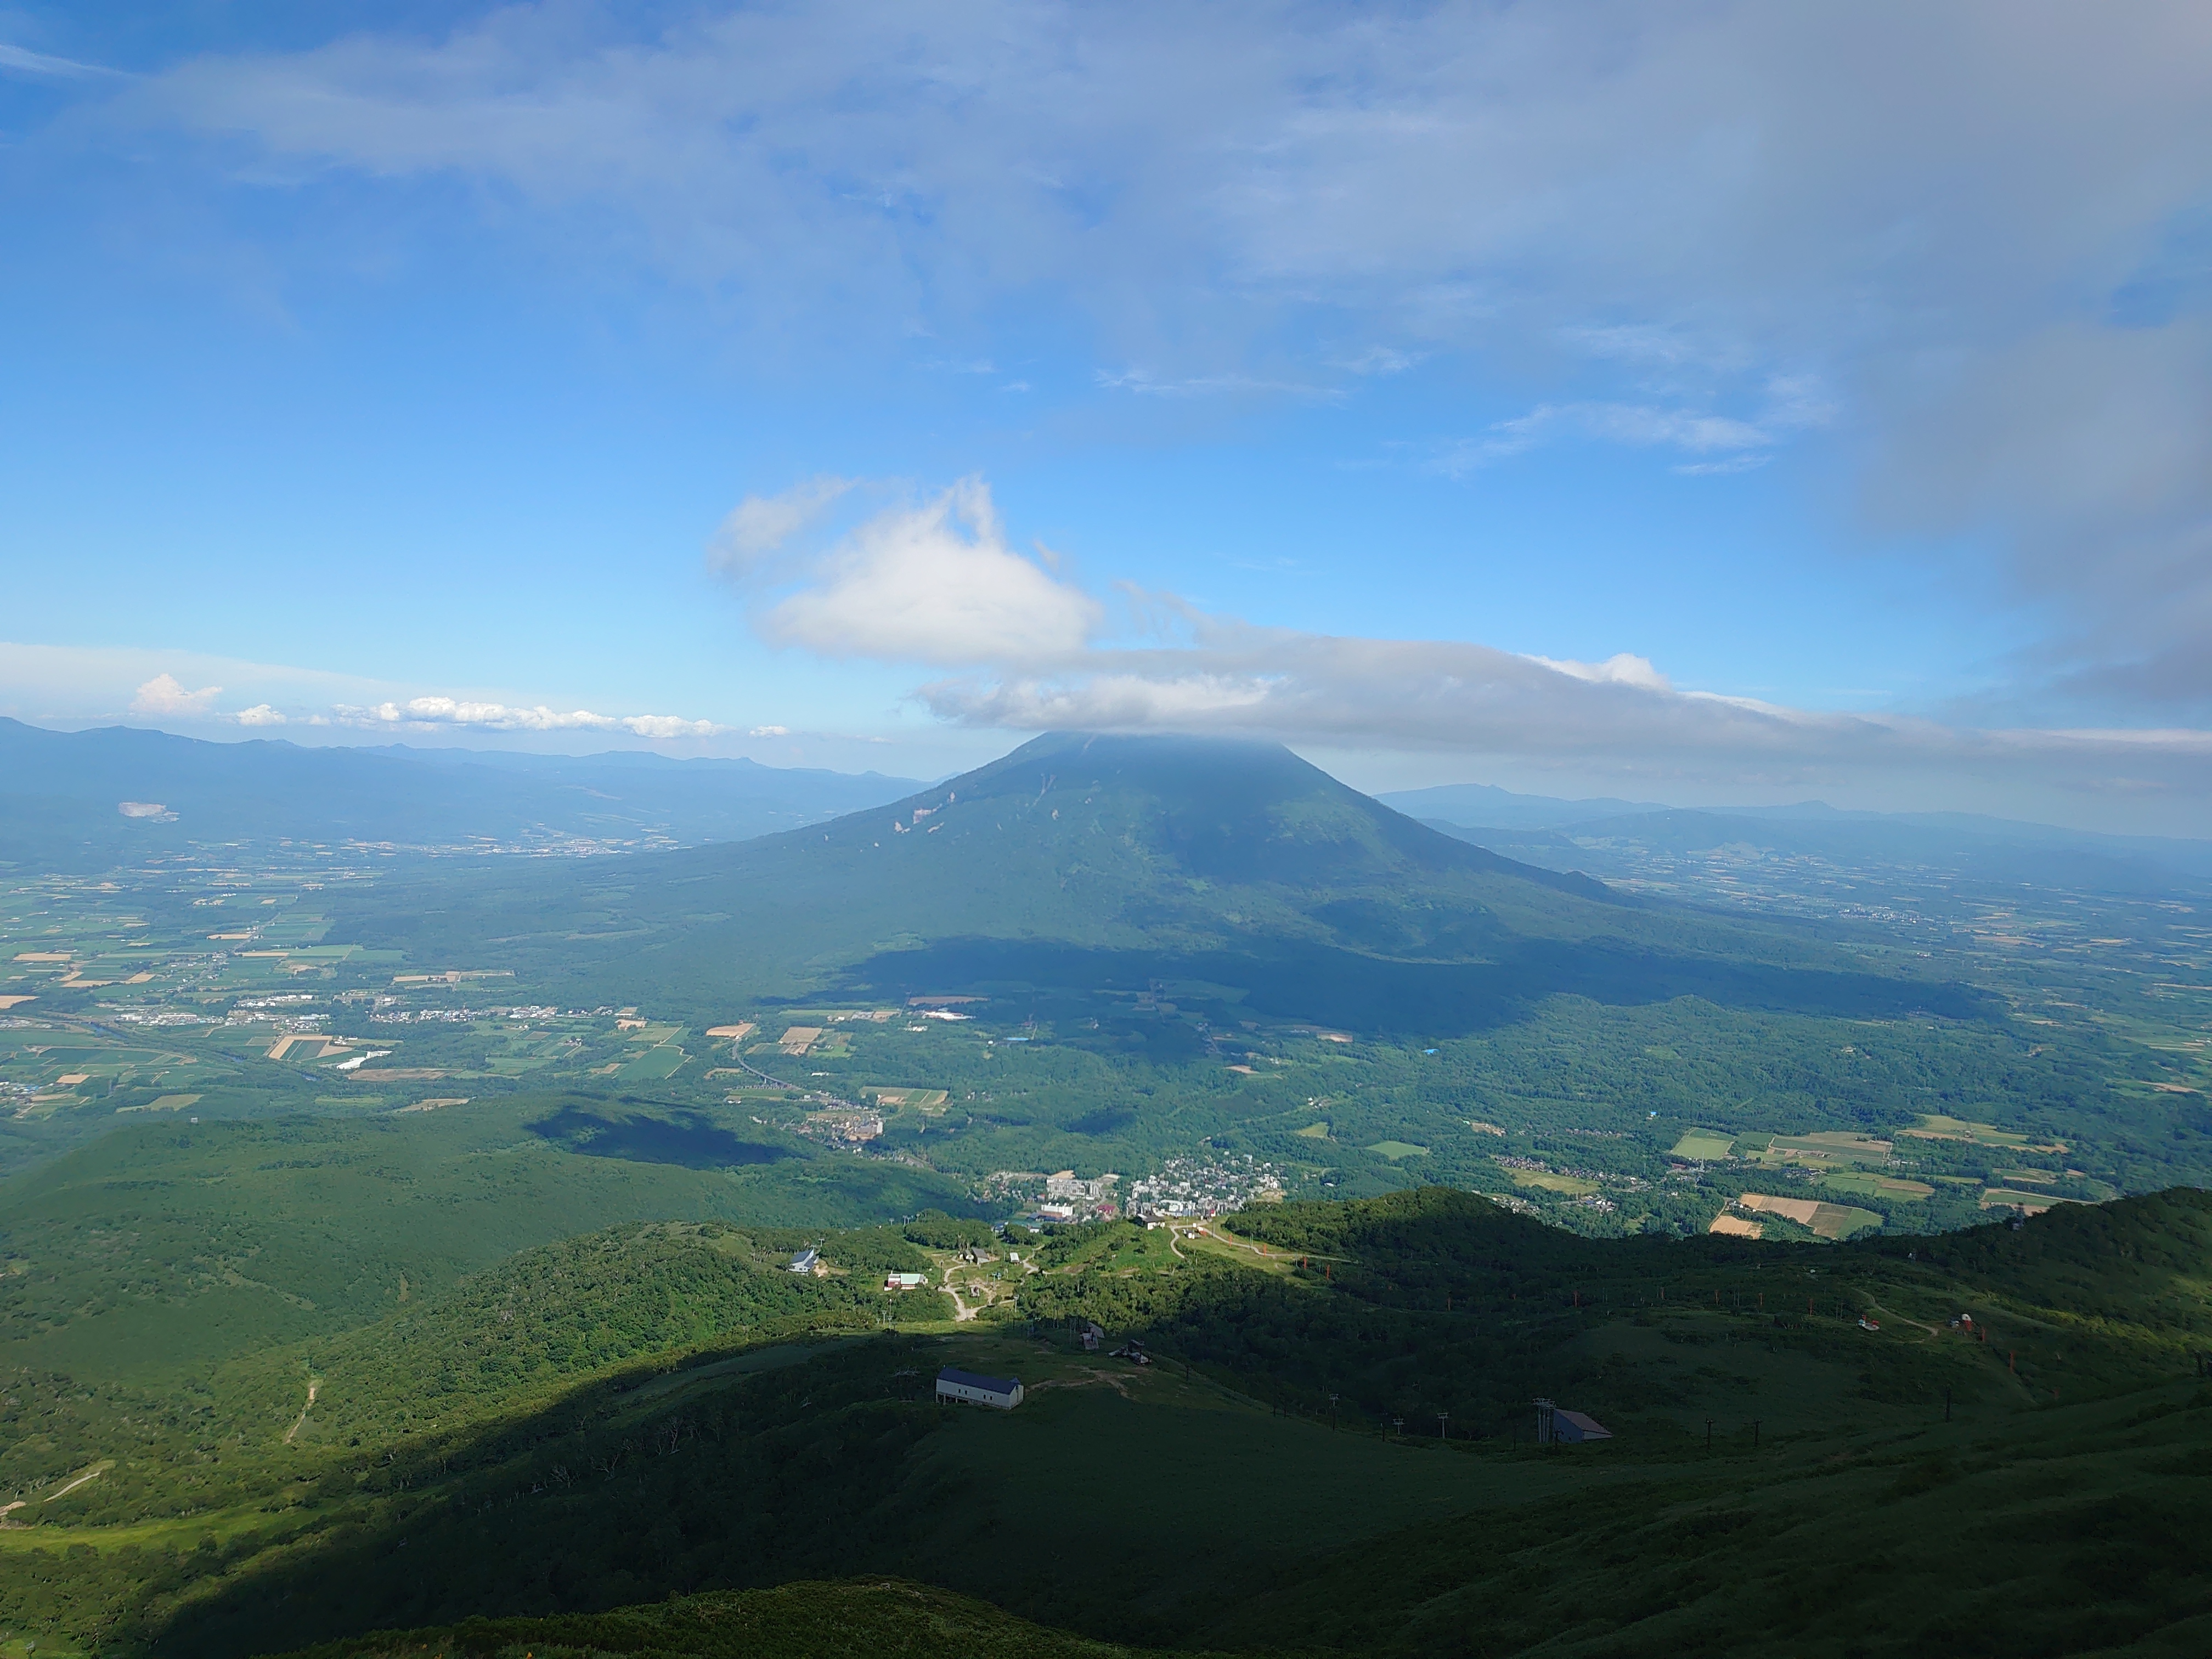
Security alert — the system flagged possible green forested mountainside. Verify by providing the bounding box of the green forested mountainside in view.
[1022,1187,2212,1428]
[3,1186,2209,1658]
[255,1221,941,1450]
[0,1100,982,1389]
[318,732,1984,1028]
[273,1581,1194,1659]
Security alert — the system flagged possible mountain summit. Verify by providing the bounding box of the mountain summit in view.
[809,731,1616,898]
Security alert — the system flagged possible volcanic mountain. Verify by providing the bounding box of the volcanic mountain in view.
[339,732,1982,1034]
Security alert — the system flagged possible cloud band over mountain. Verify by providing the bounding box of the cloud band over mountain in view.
[718,477,2212,804]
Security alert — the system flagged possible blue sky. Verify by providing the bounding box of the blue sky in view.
[3,3,2209,831]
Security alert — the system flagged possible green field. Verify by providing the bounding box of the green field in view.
[1822,1171,1936,1201]
[1668,1130,1734,1159]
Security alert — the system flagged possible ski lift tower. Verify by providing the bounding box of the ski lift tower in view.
[1534,1397,1556,1446]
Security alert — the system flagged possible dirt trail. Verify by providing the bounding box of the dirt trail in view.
[43,1462,112,1503]
[941,1268,982,1322]
[284,1379,320,1443]
[1867,1301,1943,1338]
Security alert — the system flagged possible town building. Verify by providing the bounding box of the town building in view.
[787,1248,819,1274]
[935,1367,1024,1409]
[1045,1170,1118,1203]
[802,1107,884,1143]
[885,1271,928,1290]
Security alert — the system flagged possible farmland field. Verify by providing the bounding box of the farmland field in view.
[1668,1130,1734,1159]
[1736,1192,1884,1237]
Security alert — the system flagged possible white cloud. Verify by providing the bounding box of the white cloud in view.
[707,476,853,577]
[334,697,727,737]
[687,475,2209,809]
[621,713,725,739]
[691,470,2207,804]
[1534,653,1671,692]
[131,673,224,715]
[1338,346,1424,376]
[97,2,2212,709]
[1673,455,1771,477]
[917,625,2212,804]
[1096,368,1332,399]
[1437,385,1830,475]
[4,642,743,747]
[0,42,126,79]
[717,476,1103,667]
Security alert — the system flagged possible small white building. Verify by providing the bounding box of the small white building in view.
[1553,1409,1613,1443]
[787,1248,819,1274]
[936,1367,1024,1409]
[885,1271,928,1290]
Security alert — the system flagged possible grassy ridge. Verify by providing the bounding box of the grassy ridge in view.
[3,1186,2208,1656]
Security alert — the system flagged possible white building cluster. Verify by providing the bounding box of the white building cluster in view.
[1128,1153,1287,1219]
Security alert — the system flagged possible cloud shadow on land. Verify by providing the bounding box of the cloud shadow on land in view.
[837,937,1991,1034]
[527,1103,794,1169]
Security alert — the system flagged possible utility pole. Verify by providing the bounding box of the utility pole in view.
[1329,1393,1339,1431]
[1392,1415,1403,1442]
[1437,1411,1449,1443]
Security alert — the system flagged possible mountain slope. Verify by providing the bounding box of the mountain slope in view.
[18,1186,2202,1659]
[272,1581,1201,1659]
[326,732,1985,1033]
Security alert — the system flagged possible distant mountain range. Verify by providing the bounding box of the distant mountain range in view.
[9,717,2200,897]
[1379,782,2212,890]
[0,719,922,870]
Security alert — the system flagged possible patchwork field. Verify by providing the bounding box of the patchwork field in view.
[1820,1171,1935,1201]
[1735,1192,1883,1238]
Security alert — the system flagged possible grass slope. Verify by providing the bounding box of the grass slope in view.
[273,1579,1217,1659]
[4,1186,2208,1657]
